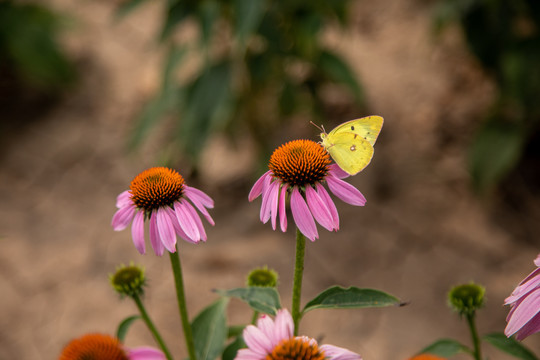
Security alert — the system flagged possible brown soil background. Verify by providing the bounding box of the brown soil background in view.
[1,0,539,359]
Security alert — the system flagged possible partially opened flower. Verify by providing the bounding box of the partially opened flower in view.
[249,139,366,241]
[58,333,165,360]
[504,253,540,340]
[235,309,361,360]
[112,167,214,255]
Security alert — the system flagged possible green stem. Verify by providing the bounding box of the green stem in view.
[291,229,306,335]
[466,312,482,360]
[132,294,174,360]
[251,310,260,325]
[169,250,197,360]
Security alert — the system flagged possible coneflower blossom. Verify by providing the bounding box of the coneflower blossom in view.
[58,333,165,360]
[112,167,214,256]
[235,309,361,360]
[504,253,540,340]
[249,139,366,241]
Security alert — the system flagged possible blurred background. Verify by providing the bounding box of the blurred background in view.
[1,0,540,358]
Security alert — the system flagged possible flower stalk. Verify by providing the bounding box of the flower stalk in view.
[291,228,306,335]
[132,294,174,360]
[169,250,197,360]
[466,312,482,360]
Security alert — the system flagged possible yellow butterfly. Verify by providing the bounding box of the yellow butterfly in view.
[314,116,384,175]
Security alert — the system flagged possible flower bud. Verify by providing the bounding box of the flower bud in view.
[110,263,146,298]
[448,282,485,316]
[246,266,279,288]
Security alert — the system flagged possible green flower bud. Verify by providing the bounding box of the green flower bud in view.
[246,266,279,288]
[110,263,146,298]
[448,282,485,316]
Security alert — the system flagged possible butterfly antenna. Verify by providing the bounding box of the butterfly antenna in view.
[310,121,325,133]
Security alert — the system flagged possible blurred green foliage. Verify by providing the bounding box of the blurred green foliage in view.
[118,0,363,166]
[435,0,540,193]
[0,1,75,90]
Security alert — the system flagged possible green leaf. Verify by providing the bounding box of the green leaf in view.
[302,286,401,313]
[416,338,470,357]
[233,0,265,44]
[468,117,524,192]
[222,336,246,360]
[160,1,194,41]
[216,287,281,315]
[115,0,149,19]
[192,298,229,360]
[484,332,539,360]
[116,315,141,342]
[317,50,363,103]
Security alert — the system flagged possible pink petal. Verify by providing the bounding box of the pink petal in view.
[157,207,177,253]
[290,187,318,241]
[305,186,334,231]
[149,212,165,256]
[269,182,280,230]
[260,181,279,224]
[249,171,272,201]
[165,207,197,244]
[505,268,540,304]
[273,309,294,344]
[329,164,350,179]
[116,190,132,208]
[326,175,366,206]
[235,348,262,360]
[278,184,288,232]
[131,210,146,254]
[184,185,214,208]
[242,325,274,355]
[256,314,276,340]
[112,204,137,231]
[320,344,362,360]
[185,190,215,226]
[316,183,339,230]
[505,287,540,338]
[183,200,207,242]
[127,346,166,360]
[514,311,540,341]
[534,253,540,267]
[174,200,200,242]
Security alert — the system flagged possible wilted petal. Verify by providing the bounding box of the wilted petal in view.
[326,175,366,206]
[305,186,334,231]
[249,171,272,201]
[290,187,318,241]
[112,204,137,231]
[131,210,146,254]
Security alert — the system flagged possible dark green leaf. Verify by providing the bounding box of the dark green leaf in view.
[233,0,265,44]
[468,117,524,192]
[197,1,220,47]
[227,325,245,339]
[416,338,471,357]
[115,0,149,19]
[318,50,363,103]
[216,287,281,315]
[116,315,141,342]
[222,336,246,360]
[302,286,401,313]
[192,298,229,360]
[484,332,539,360]
[160,1,194,41]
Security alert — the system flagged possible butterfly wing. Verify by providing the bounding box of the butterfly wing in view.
[329,116,383,146]
[324,132,374,175]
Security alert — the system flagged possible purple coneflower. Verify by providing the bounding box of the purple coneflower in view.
[58,333,165,360]
[235,309,361,360]
[112,167,214,255]
[505,253,540,341]
[249,139,366,241]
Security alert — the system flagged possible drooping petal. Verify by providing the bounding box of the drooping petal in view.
[505,268,540,304]
[249,171,272,201]
[278,184,288,232]
[260,181,279,224]
[320,344,362,360]
[329,163,350,179]
[174,200,200,242]
[273,309,294,344]
[131,210,146,254]
[127,346,167,360]
[116,190,132,208]
[514,310,540,341]
[326,175,366,206]
[112,204,137,231]
[183,200,207,242]
[157,207,177,253]
[184,185,214,208]
[149,212,164,256]
[316,183,339,230]
[185,189,215,226]
[505,287,540,338]
[269,182,280,230]
[242,325,274,355]
[290,187,318,241]
[165,206,196,244]
[305,185,334,231]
